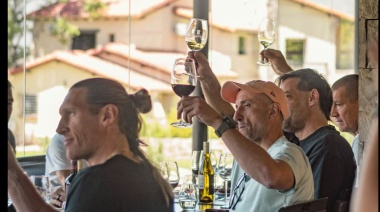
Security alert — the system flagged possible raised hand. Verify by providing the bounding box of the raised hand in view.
[260,48,293,75]
[177,96,222,129]
[187,51,214,82]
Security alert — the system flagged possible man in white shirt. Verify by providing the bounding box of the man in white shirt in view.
[331,74,359,186]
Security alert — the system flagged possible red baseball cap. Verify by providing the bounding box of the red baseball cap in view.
[221,80,289,119]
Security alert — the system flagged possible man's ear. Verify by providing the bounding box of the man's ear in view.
[309,89,320,107]
[100,104,118,126]
[269,103,280,119]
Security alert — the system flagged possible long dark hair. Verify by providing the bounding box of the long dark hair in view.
[70,77,173,205]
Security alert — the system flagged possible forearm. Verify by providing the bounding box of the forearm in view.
[208,119,293,190]
[8,166,57,212]
[200,76,235,117]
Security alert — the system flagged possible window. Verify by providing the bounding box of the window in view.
[72,30,98,50]
[109,33,115,42]
[336,20,354,69]
[25,94,37,115]
[238,36,246,55]
[285,39,305,68]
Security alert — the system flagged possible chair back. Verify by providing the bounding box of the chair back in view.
[278,197,329,212]
[332,189,353,212]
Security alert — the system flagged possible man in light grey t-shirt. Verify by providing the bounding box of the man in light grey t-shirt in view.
[177,52,314,211]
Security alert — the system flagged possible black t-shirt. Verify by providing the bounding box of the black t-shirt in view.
[299,125,356,212]
[65,155,173,212]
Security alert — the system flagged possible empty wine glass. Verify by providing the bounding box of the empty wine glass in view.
[186,18,208,51]
[191,150,203,185]
[178,175,198,210]
[210,149,222,191]
[217,153,234,208]
[171,58,197,128]
[160,161,180,191]
[257,18,276,65]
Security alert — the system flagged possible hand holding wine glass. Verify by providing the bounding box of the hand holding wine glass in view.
[257,18,276,66]
[171,58,197,128]
[186,18,208,51]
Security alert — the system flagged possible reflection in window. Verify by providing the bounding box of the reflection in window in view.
[285,39,305,68]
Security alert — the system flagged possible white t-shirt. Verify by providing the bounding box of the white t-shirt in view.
[45,134,71,187]
[229,136,314,211]
[352,134,360,187]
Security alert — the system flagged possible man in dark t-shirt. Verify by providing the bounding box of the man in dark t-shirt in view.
[262,49,356,210]
[276,68,356,211]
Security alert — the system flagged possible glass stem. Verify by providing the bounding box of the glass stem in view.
[225,180,228,206]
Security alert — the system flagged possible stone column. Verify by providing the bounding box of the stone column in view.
[358,0,378,166]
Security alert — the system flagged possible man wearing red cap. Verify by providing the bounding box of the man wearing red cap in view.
[178,52,314,211]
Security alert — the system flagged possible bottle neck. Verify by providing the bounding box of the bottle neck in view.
[70,160,78,174]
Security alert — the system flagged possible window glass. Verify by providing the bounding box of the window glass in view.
[8,0,355,170]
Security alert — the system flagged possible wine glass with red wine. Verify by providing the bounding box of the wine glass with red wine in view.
[171,57,197,127]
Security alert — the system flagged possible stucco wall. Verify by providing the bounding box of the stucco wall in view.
[358,0,378,166]
[278,0,341,82]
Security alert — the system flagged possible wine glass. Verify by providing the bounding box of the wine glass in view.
[186,18,208,51]
[257,18,276,65]
[170,58,197,128]
[191,150,203,185]
[161,161,180,191]
[210,149,223,191]
[217,153,234,208]
[178,175,198,210]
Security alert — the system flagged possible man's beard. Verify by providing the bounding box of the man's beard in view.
[283,115,305,134]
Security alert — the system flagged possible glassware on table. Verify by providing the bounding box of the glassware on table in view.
[168,161,180,190]
[178,174,198,210]
[186,18,208,51]
[257,18,276,66]
[29,175,50,202]
[210,149,223,191]
[191,150,204,185]
[170,58,197,128]
[160,161,180,190]
[217,153,234,208]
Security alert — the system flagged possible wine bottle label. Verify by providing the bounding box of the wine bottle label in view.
[210,175,215,194]
[198,175,205,189]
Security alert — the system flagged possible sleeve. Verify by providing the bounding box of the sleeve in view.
[272,142,311,194]
[45,134,71,175]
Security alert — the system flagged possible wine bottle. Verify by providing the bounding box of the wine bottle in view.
[198,141,214,203]
[65,160,78,198]
[77,160,84,172]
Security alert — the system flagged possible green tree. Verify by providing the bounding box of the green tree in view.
[8,0,31,68]
[8,0,106,68]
